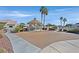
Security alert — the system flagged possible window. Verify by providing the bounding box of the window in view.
[9,26,13,28]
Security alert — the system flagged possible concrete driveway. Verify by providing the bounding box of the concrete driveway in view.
[41,39,79,53]
[5,32,41,53]
[5,32,79,53]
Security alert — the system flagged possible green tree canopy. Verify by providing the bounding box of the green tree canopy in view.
[19,23,25,28]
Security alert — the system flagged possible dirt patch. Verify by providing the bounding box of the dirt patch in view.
[16,31,79,48]
[0,34,3,38]
[0,30,13,53]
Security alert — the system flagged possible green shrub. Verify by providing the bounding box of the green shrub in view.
[46,24,57,31]
[0,22,6,30]
[14,26,23,33]
[67,28,79,33]
[52,25,57,30]
[14,26,20,32]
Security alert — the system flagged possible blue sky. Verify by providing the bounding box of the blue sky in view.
[0,6,79,25]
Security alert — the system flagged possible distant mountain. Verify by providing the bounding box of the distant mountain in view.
[0,19,17,25]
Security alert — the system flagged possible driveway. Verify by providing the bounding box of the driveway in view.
[41,39,79,53]
[5,32,79,53]
[5,32,41,53]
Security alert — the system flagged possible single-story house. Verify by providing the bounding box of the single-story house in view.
[0,19,17,32]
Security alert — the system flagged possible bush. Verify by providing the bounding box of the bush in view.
[14,27,19,32]
[13,26,24,33]
[13,26,20,33]
[46,24,57,31]
[67,29,79,34]
[0,22,6,30]
[42,28,47,30]
[52,25,57,30]
[63,29,67,32]
[49,28,55,31]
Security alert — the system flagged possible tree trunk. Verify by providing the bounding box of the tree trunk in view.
[60,20,63,31]
[43,14,45,28]
[40,13,43,31]
[62,21,65,31]
[63,21,66,31]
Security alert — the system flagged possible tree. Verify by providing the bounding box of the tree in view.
[46,23,57,30]
[43,7,48,28]
[59,17,67,31]
[63,18,67,27]
[40,6,45,30]
[40,6,45,26]
[60,17,63,26]
[40,6,48,29]
[60,17,63,31]
[14,23,25,32]
[46,23,53,27]
[19,23,25,28]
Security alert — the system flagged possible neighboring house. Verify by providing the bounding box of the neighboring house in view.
[74,23,79,28]
[63,23,79,31]
[27,18,41,31]
[0,19,17,32]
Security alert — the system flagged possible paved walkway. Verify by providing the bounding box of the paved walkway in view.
[5,32,79,53]
[41,39,79,53]
[5,32,41,53]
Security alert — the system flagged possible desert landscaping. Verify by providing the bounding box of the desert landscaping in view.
[0,6,79,53]
[16,31,79,48]
[0,30,13,53]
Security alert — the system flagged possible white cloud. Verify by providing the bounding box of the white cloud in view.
[7,13,32,17]
[55,8,72,12]
[0,10,32,17]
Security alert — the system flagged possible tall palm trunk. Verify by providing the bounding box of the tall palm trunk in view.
[41,13,43,31]
[60,20,62,27]
[43,14,45,28]
[60,20,63,31]
[63,22,65,27]
[62,21,64,31]
[62,21,66,31]
[63,21,66,30]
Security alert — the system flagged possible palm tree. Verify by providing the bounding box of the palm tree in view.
[63,18,67,27]
[40,6,48,29]
[43,7,48,28]
[60,17,63,26]
[40,6,45,30]
[60,17,63,31]
[40,6,45,24]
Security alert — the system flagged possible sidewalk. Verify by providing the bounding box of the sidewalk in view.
[5,32,79,53]
[41,39,79,53]
[5,32,41,53]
